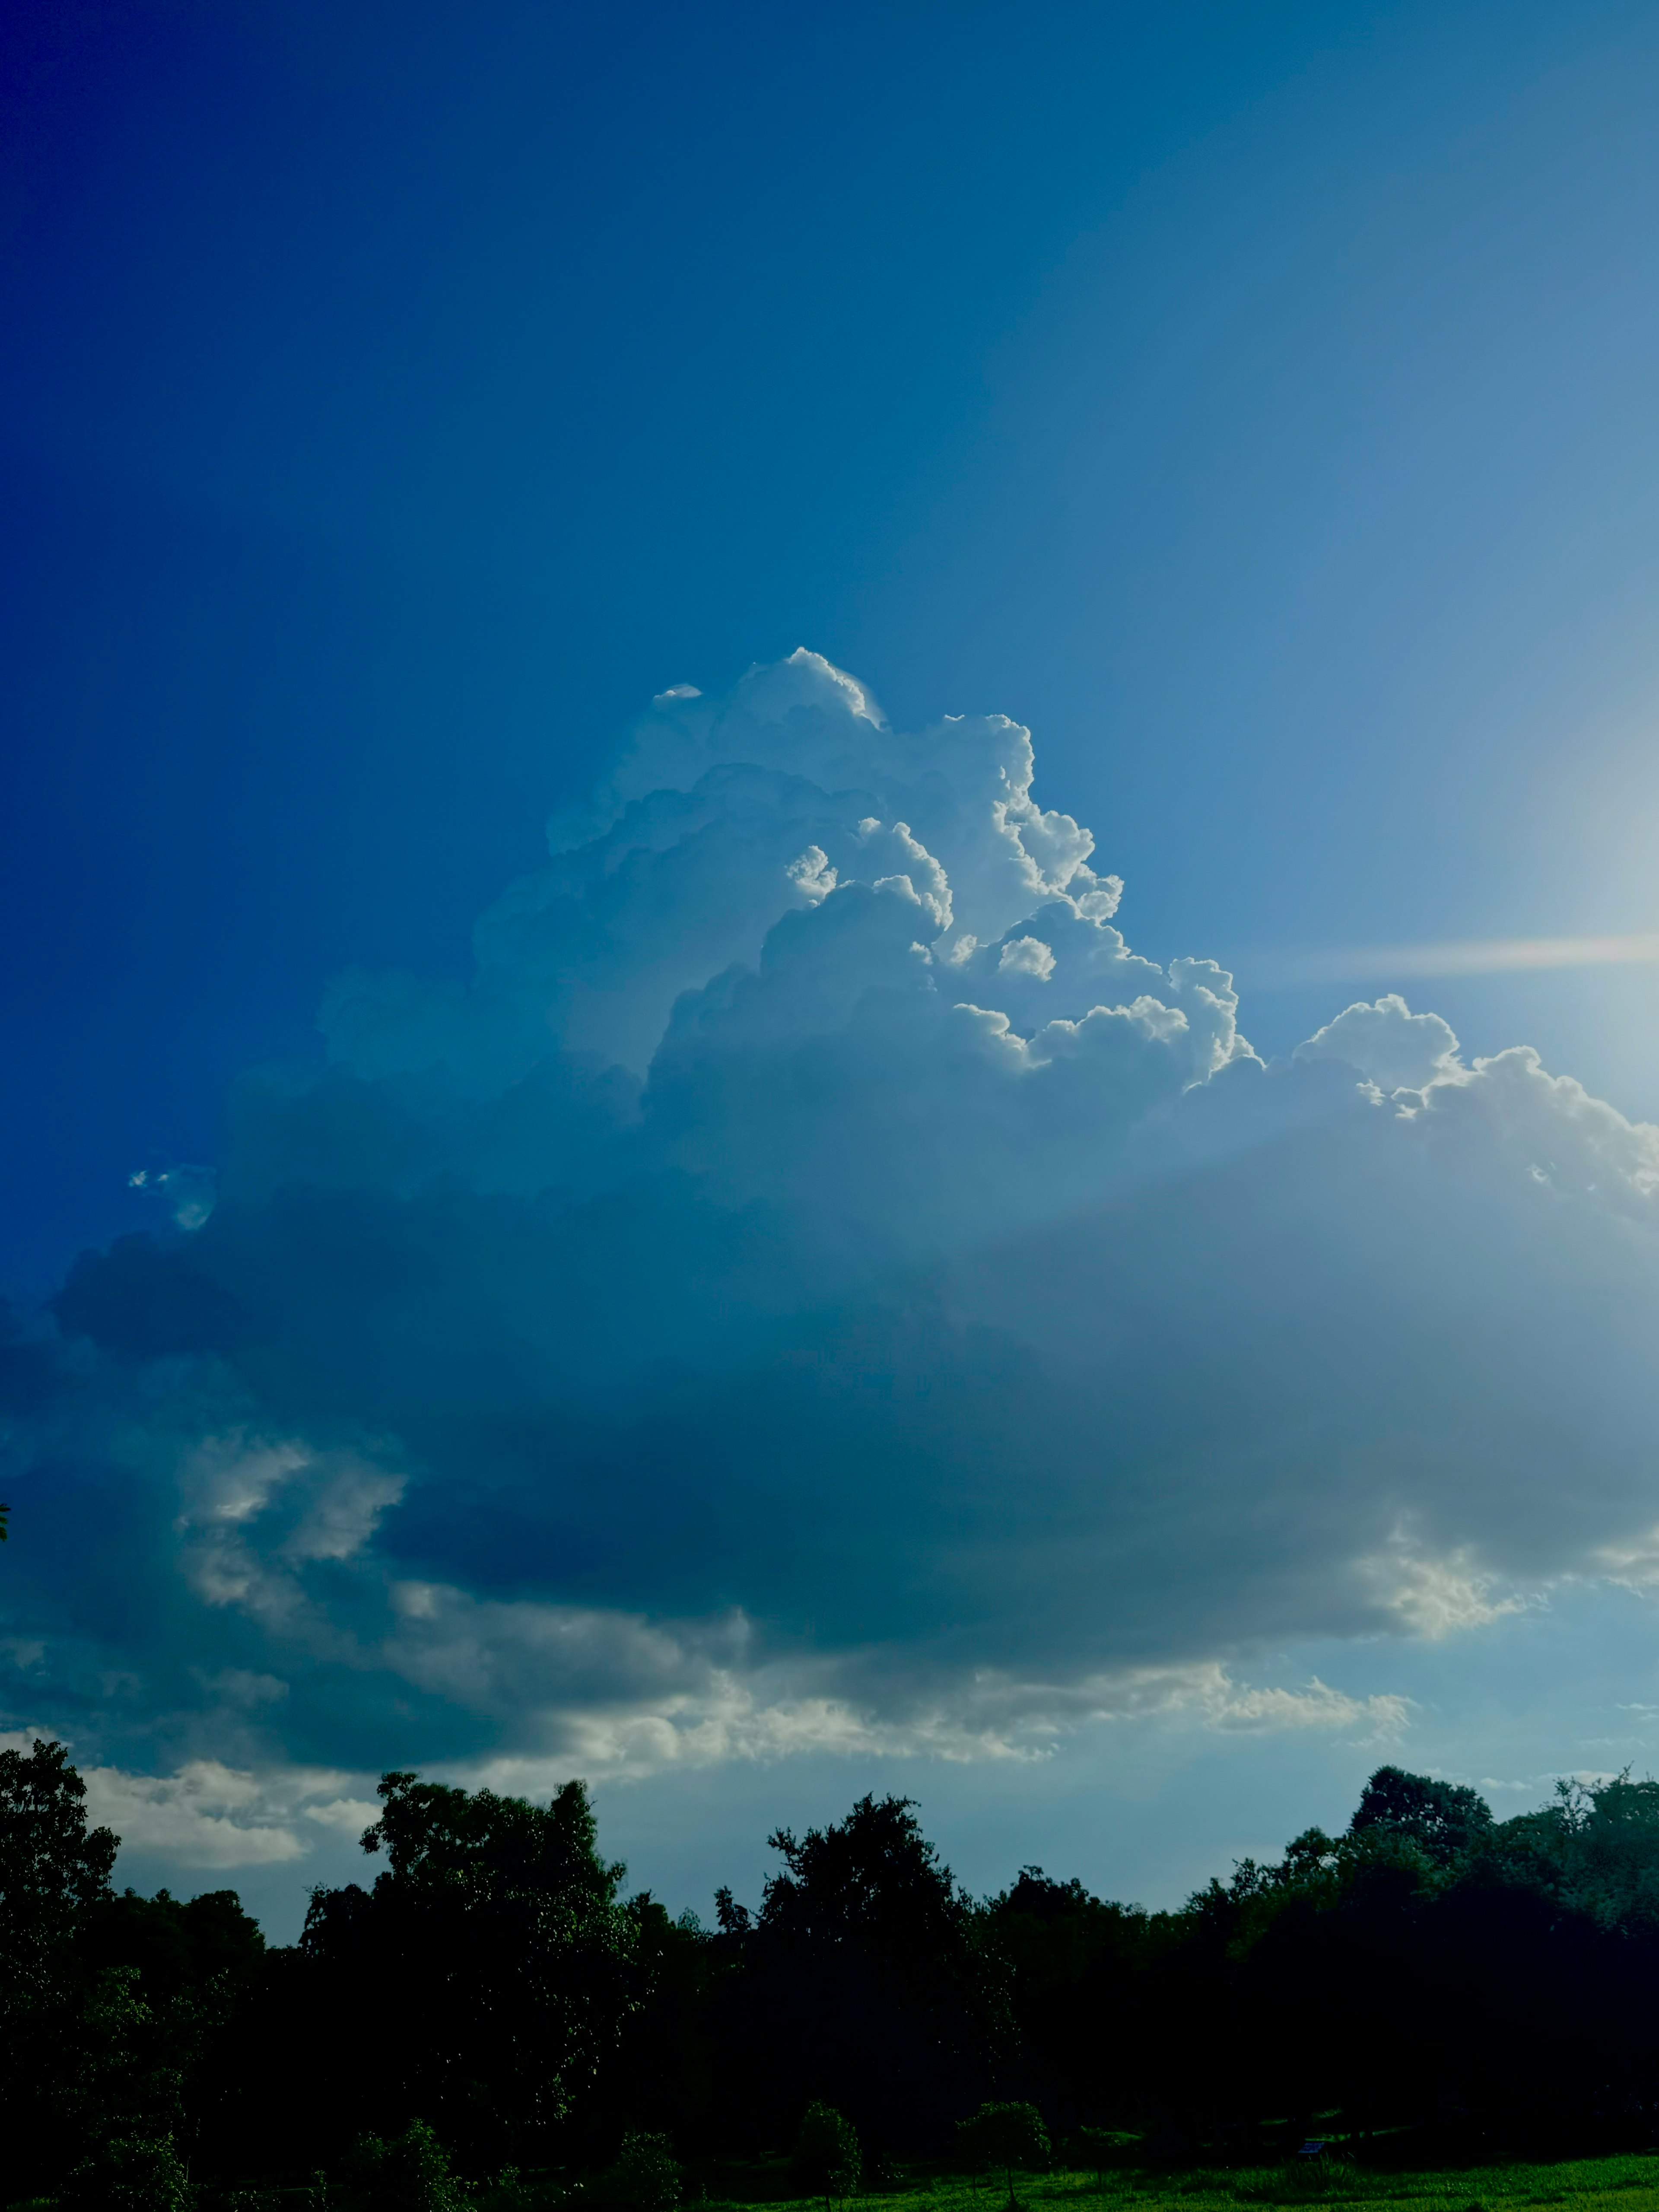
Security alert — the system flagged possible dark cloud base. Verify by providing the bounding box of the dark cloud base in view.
[5,653,1659,1856]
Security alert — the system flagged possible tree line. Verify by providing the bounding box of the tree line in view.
[6,1742,1659,2205]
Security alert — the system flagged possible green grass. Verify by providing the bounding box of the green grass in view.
[703,2158,1659,2212]
[20,2150,1659,2211]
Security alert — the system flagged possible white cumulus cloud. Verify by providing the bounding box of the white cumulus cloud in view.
[6,651,1659,1800]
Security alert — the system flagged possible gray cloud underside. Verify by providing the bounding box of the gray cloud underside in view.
[6,652,1659,1823]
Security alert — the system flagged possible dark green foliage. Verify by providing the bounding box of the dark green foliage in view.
[864,2149,903,2191]
[30,1751,1659,2197]
[475,2174,537,2212]
[1115,1764,1659,2148]
[715,1794,1008,2152]
[354,2118,475,2209]
[793,2102,861,2206]
[984,1869,1150,2133]
[1348,1764,1495,1864]
[1073,2127,1135,2180]
[0,1737,122,2195]
[0,1736,118,1977]
[956,2102,1049,2205]
[594,2128,683,2208]
[86,1881,267,1999]
[59,2127,195,2209]
[613,1893,725,2150]
[299,1772,643,2168]
[68,1962,188,2156]
[1497,1770,1659,1927]
[76,1880,269,2183]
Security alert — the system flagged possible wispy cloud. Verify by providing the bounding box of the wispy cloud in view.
[1248,933,1659,989]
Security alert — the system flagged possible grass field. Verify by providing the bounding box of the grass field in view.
[21,2148,1659,2209]
[741,2158,1659,2212]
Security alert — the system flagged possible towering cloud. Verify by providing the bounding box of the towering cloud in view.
[5,651,1659,1856]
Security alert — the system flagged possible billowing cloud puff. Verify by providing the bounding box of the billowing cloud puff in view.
[1295,993,1460,1092]
[5,650,1659,1852]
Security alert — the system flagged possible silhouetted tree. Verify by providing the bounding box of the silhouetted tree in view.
[956,2101,1049,2206]
[300,1772,643,2167]
[1348,1764,1494,1864]
[20,1745,1659,2192]
[0,1738,121,2194]
[984,1868,1150,2129]
[712,1794,1009,2154]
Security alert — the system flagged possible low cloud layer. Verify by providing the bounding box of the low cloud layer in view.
[6,651,1659,1860]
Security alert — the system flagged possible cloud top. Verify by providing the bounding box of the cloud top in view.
[6,650,1659,1856]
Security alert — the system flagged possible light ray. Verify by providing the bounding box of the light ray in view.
[1248,933,1659,988]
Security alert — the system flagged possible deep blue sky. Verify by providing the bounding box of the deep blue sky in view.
[11,0,1659,1287]
[15,1,1659,1933]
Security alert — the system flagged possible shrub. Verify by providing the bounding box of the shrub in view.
[864,2150,903,2192]
[594,2131,683,2211]
[793,2102,862,2207]
[477,2168,539,2211]
[354,2119,475,2210]
[1072,2128,1136,2182]
[60,2133,195,2210]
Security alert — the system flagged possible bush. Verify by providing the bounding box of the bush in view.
[956,2104,1050,2207]
[864,2150,903,2192]
[1071,2128,1137,2181]
[594,2132,683,2211]
[60,2133,195,2211]
[477,2168,540,2212]
[793,2103,861,2207]
[354,2119,475,2210]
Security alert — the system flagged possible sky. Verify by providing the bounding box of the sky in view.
[10,0,1659,1937]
